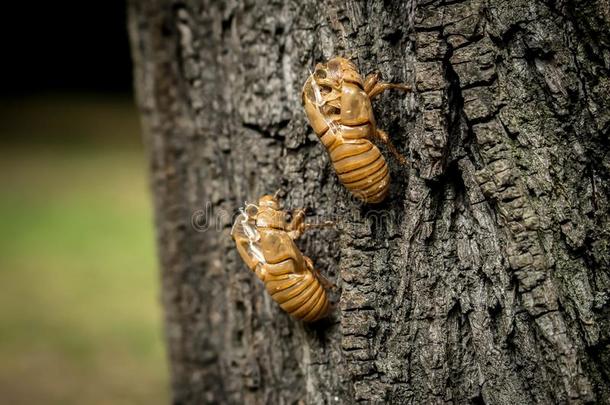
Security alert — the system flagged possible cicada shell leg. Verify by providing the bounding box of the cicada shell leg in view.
[288,209,336,240]
[316,270,336,291]
[287,209,307,240]
[373,129,411,167]
[304,256,335,291]
[303,221,336,231]
[363,72,381,94]
[364,72,412,100]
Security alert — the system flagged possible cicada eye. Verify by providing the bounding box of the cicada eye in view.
[245,204,259,218]
[327,60,341,76]
[314,69,327,79]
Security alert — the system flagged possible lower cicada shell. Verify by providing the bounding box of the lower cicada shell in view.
[231,194,331,322]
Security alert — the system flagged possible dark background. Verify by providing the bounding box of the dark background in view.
[0,2,132,96]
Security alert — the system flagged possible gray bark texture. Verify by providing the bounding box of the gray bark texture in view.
[128,0,610,403]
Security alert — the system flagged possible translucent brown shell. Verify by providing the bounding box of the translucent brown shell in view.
[302,57,411,204]
[231,203,330,322]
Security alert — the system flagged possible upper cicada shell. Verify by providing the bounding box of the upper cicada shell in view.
[302,57,412,204]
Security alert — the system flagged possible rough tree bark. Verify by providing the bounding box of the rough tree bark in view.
[128,0,610,403]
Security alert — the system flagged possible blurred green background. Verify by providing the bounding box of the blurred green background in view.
[0,96,168,404]
[0,2,169,404]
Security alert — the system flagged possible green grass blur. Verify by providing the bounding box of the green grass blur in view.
[0,95,168,404]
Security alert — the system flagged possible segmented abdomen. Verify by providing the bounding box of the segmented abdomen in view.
[263,258,329,322]
[233,220,330,322]
[320,128,390,203]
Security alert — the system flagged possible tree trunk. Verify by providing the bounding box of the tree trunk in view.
[128,0,610,403]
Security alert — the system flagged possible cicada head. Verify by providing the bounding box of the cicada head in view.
[324,57,363,87]
[302,57,365,135]
[231,203,259,241]
[255,194,287,229]
[231,203,266,270]
[258,194,280,210]
[310,57,362,90]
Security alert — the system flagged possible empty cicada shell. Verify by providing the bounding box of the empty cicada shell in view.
[231,194,332,322]
[302,57,411,203]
